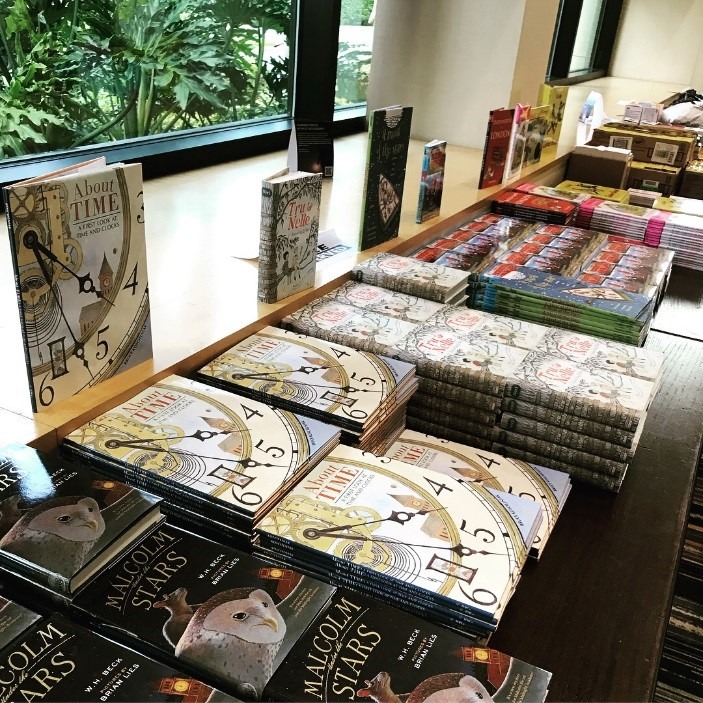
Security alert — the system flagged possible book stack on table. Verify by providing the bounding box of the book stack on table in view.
[576,197,668,243]
[282,282,663,491]
[253,444,543,641]
[62,374,341,542]
[491,190,579,224]
[194,325,418,455]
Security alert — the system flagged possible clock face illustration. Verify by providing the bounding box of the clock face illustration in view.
[7,164,151,410]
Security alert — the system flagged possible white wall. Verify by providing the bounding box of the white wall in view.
[367,0,528,148]
[610,0,703,85]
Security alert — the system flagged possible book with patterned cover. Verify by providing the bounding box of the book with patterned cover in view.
[62,374,340,527]
[352,253,469,303]
[258,169,323,303]
[3,158,152,411]
[359,105,413,251]
[385,429,571,558]
[255,445,541,628]
[416,139,446,223]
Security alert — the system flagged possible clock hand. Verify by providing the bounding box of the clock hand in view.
[303,507,444,539]
[25,233,93,378]
[229,370,381,395]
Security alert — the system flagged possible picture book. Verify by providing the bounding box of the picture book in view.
[359,105,413,251]
[0,442,162,595]
[385,429,571,558]
[288,118,334,177]
[73,522,335,700]
[0,611,239,701]
[523,105,550,166]
[255,444,542,632]
[556,181,630,203]
[416,139,446,223]
[257,169,323,303]
[3,157,152,411]
[503,103,531,183]
[62,374,340,530]
[352,253,469,303]
[263,589,552,702]
[478,107,514,189]
[537,83,569,150]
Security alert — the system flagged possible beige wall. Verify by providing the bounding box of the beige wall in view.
[611,0,703,85]
[367,0,559,148]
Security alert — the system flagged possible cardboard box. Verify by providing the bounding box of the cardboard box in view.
[565,144,632,189]
[626,160,681,197]
[678,160,703,199]
[590,124,696,167]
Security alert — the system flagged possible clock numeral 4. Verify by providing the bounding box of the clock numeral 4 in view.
[123,263,139,295]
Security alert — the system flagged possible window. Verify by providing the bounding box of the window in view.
[335,0,374,107]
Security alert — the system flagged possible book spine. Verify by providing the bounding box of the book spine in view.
[410,392,498,425]
[416,147,430,224]
[257,180,279,303]
[406,416,494,450]
[477,111,494,189]
[499,407,635,447]
[502,379,643,430]
[492,428,630,476]
[357,111,376,251]
[406,403,495,438]
[492,444,625,492]
[414,357,506,396]
[417,377,502,411]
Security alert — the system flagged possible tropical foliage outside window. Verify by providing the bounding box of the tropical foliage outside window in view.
[335,0,373,107]
[0,0,293,159]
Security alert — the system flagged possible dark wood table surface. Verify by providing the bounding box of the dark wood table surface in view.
[491,266,703,702]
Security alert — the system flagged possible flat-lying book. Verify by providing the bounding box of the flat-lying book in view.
[73,522,335,700]
[385,429,571,559]
[255,444,541,638]
[352,253,469,303]
[262,589,552,702]
[0,608,239,701]
[195,326,417,454]
[0,442,162,595]
[62,374,340,534]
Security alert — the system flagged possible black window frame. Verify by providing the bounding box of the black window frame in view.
[0,0,366,191]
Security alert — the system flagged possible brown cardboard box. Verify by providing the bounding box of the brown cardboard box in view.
[678,160,703,199]
[566,145,632,188]
[626,161,681,197]
[589,124,696,167]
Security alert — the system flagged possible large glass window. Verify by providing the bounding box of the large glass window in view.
[0,0,293,160]
[335,0,373,106]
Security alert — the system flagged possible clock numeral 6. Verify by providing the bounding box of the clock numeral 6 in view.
[96,326,110,360]
[39,373,55,407]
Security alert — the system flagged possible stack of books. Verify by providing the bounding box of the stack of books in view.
[254,444,543,641]
[576,198,668,243]
[352,252,470,303]
[194,326,418,454]
[514,182,592,204]
[491,190,579,224]
[62,374,340,540]
[556,181,630,203]
[650,212,703,271]
[472,266,656,345]
[384,429,572,559]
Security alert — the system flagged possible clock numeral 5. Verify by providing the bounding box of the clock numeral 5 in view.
[96,326,110,360]
[254,439,285,458]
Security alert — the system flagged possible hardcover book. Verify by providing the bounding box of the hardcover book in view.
[416,139,446,223]
[0,611,239,701]
[62,374,340,532]
[0,596,41,649]
[359,105,413,251]
[257,169,323,303]
[73,522,335,700]
[255,444,542,635]
[352,253,469,303]
[478,107,514,189]
[503,104,531,183]
[385,429,571,558]
[262,589,552,702]
[537,83,568,150]
[0,442,162,595]
[523,105,550,166]
[3,157,152,411]
[195,325,417,452]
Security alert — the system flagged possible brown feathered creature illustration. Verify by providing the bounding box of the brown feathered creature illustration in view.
[0,496,105,578]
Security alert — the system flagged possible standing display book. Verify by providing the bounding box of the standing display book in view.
[416,139,447,223]
[0,443,162,596]
[478,108,514,189]
[72,522,335,700]
[254,444,542,638]
[194,326,418,454]
[358,105,413,251]
[3,157,152,411]
[262,589,552,702]
[0,609,239,702]
[385,429,571,559]
[258,168,323,303]
[537,83,569,150]
[522,105,550,166]
[61,374,340,535]
[503,104,531,183]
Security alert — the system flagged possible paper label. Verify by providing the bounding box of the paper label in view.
[651,142,678,165]
[609,135,633,150]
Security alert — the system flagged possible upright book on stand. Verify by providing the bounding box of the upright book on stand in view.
[416,139,446,223]
[3,157,152,411]
[478,107,514,189]
[258,169,323,303]
[359,105,413,250]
